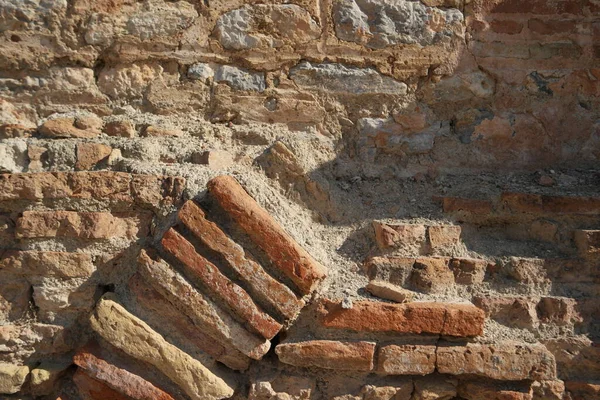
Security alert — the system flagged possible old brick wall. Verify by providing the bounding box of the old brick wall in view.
[0,0,598,399]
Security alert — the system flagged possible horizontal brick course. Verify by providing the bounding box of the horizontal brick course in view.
[437,343,556,380]
[0,172,184,209]
[208,175,326,294]
[276,340,375,371]
[127,273,250,371]
[0,251,94,278]
[162,228,282,340]
[319,299,485,337]
[378,345,436,375]
[16,211,151,240]
[501,192,600,214]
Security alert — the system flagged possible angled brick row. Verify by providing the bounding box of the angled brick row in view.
[73,347,174,400]
[208,175,326,295]
[127,273,250,371]
[162,228,282,340]
[89,296,234,400]
[137,250,270,360]
[275,341,556,381]
[73,370,131,400]
[178,200,305,320]
[319,299,485,337]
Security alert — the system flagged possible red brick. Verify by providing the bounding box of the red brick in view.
[178,200,304,320]
[275,340,375,371]
[16,211,150,239]
[565,381,600,400]
[0,124,35,139]
[490,20,524,34]
[208,175,326,294]
[544,337,600,381]
[104,120,135,137]
[442,197,494,214]
[137,250,271,360]
[437,343,556,380]
[458,380,533,400]
[410,257,455,294]
[365,280,414,303]
[427,225,461,250]
[74,348,174,400]
[529,18,577,34]
[73,370,131,400]
[0,251,94,278]
[530,42,582,59]
[128,273,250,371]
[574,230,600,258]
[364,256,415,284]
[75,143,112,171]
[0,172,185,208]
[492,0,583,15]
[449,258,489,284]
[537,297,578,325]
[502,192,600,215]
[319,299,484,337]
[377,345,436,375]
[39,118,100,139]
[372,222,426,250]
[162,228,282,340]
[473,295,538,329]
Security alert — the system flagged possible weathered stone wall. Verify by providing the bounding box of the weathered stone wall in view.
[0,0,599,399]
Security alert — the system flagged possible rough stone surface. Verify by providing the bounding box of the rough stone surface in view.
[89,296,235,400]
[0,364,29,394]
[333,0,464,48]
[290,62,408,95]
[276,341,375,371]
[215,4,320,50]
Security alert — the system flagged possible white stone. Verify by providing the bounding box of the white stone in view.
[214,65,266,92]
[290,61,408,95]
[333,0,463,48]
[127,1,197,40]
[188,63,215,81]
[215,4,319,50]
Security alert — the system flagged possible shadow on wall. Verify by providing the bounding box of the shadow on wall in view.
[253,0,600,221]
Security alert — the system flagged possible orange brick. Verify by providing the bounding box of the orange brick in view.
[178,200,303,320]
[319,299,484,337]
[276,340,375,371]
[74,348,174,400]
[208,175,326,294]
[162,228,282,340]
